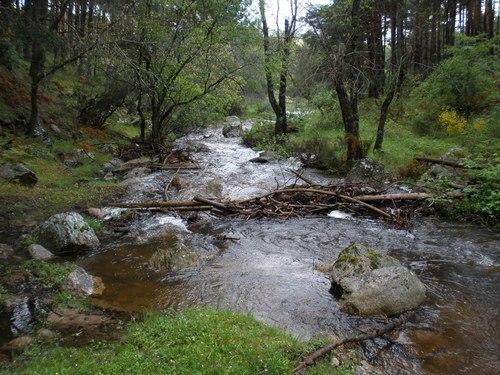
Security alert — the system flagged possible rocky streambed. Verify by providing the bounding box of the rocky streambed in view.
[2,118,499,374]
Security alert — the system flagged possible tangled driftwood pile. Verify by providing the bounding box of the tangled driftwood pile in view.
[113,168,457,225]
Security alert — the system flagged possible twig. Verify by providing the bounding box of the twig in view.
[292,311,414,374]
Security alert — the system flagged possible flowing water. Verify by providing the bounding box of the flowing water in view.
[79,125,499,375]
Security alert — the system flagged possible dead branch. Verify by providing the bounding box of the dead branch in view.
[416,157,480,169]
[193,196,239,213]
[292,311,414,374]
[289,169,315,185]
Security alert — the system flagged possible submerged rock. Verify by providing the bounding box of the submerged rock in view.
[0,163,38,186]
[34,212,100,254]
[148,232,201,273]
[27,244,54,261]
[64,266,105,296]
[330,243,426,316]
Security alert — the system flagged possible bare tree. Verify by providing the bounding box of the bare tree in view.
[259,0,298,136]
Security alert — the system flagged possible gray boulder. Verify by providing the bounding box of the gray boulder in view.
[27,244,54,261]
[222,117,243,137]
[330,243,426,316]
[64,266,105,296]
[0,163,38,186]
[34,212,100,254]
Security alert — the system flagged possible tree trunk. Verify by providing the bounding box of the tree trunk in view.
[27,0,45,134]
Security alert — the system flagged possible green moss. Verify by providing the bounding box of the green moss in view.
[83,216,103,233]
[367,250,381,269]
[23,261,75,289]
[48,291,89,310]
[2,309,352,375]
[337,252,360,266]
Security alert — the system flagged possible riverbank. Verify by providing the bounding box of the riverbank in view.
[1,119,498,375]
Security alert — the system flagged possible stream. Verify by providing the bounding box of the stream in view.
[79,124,499,375]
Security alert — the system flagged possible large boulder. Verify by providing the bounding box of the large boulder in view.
[0,163,38,186]
[330,243,426,316]
[33,212,100,254]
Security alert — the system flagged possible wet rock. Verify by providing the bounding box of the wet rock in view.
[50,123,62,134]
[330,356,341,367]
[0,163,38,186]
[27,244,54,261]
[99,158,125,177]
[222,117,242,138]
[114,156,153,173]
[33,124,52,146]
[64,266,105,296]
[4,296,33,336]
[37,328,56,342]
[48,309,107,331]
[346,159,385,186]
[123,166,151,180]
[249,156,269,164]
[427,146,469,179]
[34,212,100,254]
[147,230,220,273]
[0,243,14,260]
[330,243,426,316]
[204,179,223,198]
[1,336,32,351]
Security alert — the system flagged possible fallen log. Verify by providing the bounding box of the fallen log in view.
[415,157,480,169]
[354,192,431,202]
[271,188,392,219]
[354,192,463,202]
[292,311,414,374]
[112,200,203,209]
[193,196,238,213]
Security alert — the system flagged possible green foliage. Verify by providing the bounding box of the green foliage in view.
[49,291,89,310]
[3,309,350,375]
[23,261,74,289]
[0,135,120,229]
[83,216,103,233]
[408,35,498,134]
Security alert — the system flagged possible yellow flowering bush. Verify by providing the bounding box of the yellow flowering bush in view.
[438,109,466,134]
[472,118,487,132]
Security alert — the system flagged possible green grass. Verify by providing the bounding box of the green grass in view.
[48,291,89,310]
[2,309,354,375]
[83,216,103,233]
[23,260,75,289]
[0,136,121,229]
[244,98,498,175]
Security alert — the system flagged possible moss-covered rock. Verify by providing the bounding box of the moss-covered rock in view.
[330,243,426,316]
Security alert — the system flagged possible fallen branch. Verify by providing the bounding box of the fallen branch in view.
[416,157,480,169]
[292,311,414,374]
[289,169,315,186]
[193,196,239,213]
[112,200,203,209]
[271,188,392,219]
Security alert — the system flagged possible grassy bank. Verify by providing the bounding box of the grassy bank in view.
[1,309,354,375]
